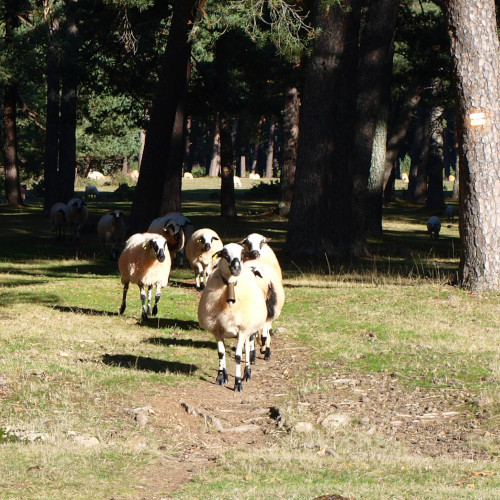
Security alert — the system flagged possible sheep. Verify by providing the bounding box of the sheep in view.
[118,233,171,320]
[233,176,242,188]
[400,172,409,183]
[239,233,282,281]
[245,260,285,362]
[448,174,456,182]
[445,204,454,222]
[148,212,194,266]
[66,198,88,240]
[198,243,269,392]
[183,172,194,179]
[128,170,139,180]
[249,172,260,179]
[84,185,99,201]
[185,228,223,291]
[427,216,441,239]
[97,210,127,260]
[50,202,67,240]
[87,170,104,180]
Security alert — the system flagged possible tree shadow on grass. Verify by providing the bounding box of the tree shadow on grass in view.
[144,336,217,350]
[52,305,119,316]
[102,353,197,375]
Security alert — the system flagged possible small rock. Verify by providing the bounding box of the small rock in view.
[293,422,314,434]
[135,412,149,426]
[73,435,99,447]
[321,413,352,430]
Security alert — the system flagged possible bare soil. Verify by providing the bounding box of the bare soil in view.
[131,334,496,499]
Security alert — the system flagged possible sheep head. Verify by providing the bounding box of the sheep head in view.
[239,233,270,260]
[214,243,244,278]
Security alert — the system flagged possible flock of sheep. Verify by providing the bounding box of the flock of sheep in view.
[50,199,284,392]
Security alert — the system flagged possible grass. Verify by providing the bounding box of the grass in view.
[1,177,499,499]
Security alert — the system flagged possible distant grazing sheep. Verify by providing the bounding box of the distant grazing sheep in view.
[97,210,127,260]
[50,202,67,240]
[85,185,99,201]
[448,174,456,182]
[400,172,409,183]
[66,198,88,240]
[185,228,223,291]
[128,170,139,180]
[198,243,268,392]
[427,216,441,239]
[87,170,104,180]
[118,233,171,320]
[148,212,194,266]
[183,172,194,179]
[249,173,260,180]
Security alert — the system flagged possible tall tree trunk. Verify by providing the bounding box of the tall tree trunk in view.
[128,0,197,234]
[59,0,79,203]
[426,103,445,210]
[43,4,60,215]
[352,0,398,248]
[208,114,221,177]
[445,0,500,291]
[4,84,22,206]
[287,1,360,257]
[279,87,300,217]
[407,105,430,204]
[3,0,22,206]
[220,115,236,217]
[160,59,191,214]
[265,116,276,178]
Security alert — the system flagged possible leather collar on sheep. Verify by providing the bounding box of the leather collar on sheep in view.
[221,276,236,304]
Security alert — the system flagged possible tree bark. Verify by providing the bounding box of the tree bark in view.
[445,0,500,291]
[352,0,398,247]
[426,102,445,210]
[287,1,361,257]
[265,116,276,178]
[220,115,236,217]
[279,87,300,217]
[128,0,196,234]
[3,0,22,206]
[407,104,430,204]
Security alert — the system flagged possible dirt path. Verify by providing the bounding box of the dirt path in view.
[133,334,495,498]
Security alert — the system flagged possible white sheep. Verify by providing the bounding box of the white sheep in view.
[66,198,88,240]
[427,216,441,239]
[185,228,223,291]
[84,185,99,201]
[118,233,171,320]
[249,172,260,179]
[87,170,104,180]
[198,243,268,392]
[50,202,67,240]
[239,233,282,280]
[400,172,409,183]
[183,172,194,179]
[245,260,285,362]
[97,210,127,260]
[445,205,454,222]
[233,176,242,188]
[148,212,194,266]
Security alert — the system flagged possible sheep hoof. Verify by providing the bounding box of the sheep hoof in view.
[141,311,148,321]
[250,349,256,365]
[119,305,126,315]
[216,369,228,385]
[243,366,251,381]
[264,348,271,361]
[234,378,243,392]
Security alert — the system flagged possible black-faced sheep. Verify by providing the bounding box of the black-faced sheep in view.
[198,243,268,392]
[240,233,283,282]
[245,260,285,362]
[66,198,88,240]
[427,216,441,239]
[97,210,127,260]
[84,185,99,201]
[118,233,171,320]
[50,202,67,240]
[148,212,194,266]
[445,205,454,222]
[185,228,224,291]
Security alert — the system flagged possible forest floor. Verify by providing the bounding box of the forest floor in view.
[137,332,492,499]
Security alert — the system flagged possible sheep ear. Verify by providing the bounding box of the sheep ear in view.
[264,237,271,242]
[249,266,263,278]
[212,236,220,241]
[142,242,147,250]
[212,250,222,260]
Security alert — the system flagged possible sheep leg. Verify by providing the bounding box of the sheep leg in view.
[119,282,129,315]
[140,286,148,320]
[249,333,256,365]
[234,335,245,392]
[216,340,228,386]
[243,337,251,382]
[152,284,161,316]
[146,286,153,316]
[261,324,271,360]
